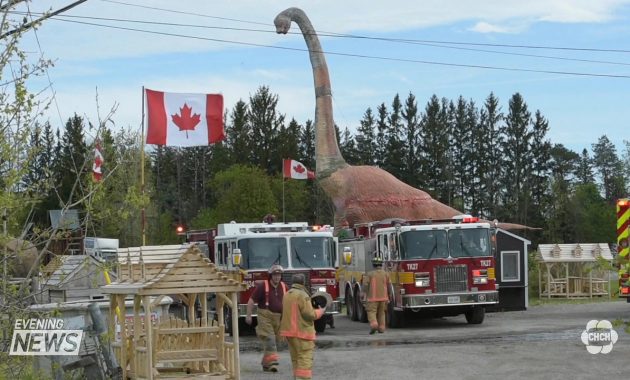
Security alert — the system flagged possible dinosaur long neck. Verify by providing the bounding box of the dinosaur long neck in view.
[280,8,347,178]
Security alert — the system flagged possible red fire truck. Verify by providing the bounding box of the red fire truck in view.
[338,216,499,327]
[617,198,629,301]
[188,221,341,333]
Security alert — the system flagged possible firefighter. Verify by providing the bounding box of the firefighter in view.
[246,264,287,372]
[365,256,391,334]
[280,273,325,380]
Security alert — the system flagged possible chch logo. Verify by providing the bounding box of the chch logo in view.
[580,319,618,354]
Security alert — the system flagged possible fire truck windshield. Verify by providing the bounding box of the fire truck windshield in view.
[290,237,335,269]
[448,228,491,258]
[399,230,448,259]
[399,228,491,259]
[237,238,289,270]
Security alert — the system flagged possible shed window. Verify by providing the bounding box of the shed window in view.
[501,251,520,282]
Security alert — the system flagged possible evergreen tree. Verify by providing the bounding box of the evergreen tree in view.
[57,114,88,206]
[479,92,503,219]
[383,94,406,179]
[339,126,359,164]
[576,148,595,185]
[546,144,579,242]
[226,99,251,165]
[375,103,388,168]
[500,93,532,223]
[355,108,377,165]
[527,110,552,237]
[419,95,450,202]
[450,96,470,211]
[592,135,625,203]
[466,100,483,216]
[277,118,301,164]
[248,86,285,175]
[300,119,315,169]
[401,93,419,187]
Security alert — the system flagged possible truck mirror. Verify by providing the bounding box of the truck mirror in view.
[342,246,352,265]
[232,248,242,267]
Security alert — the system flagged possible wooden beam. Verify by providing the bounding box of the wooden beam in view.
[231,292,240,380]
[143,295,154,380]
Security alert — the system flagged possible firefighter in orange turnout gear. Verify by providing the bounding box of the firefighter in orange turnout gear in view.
[280,273,324,380]
[246,264,287,372]
[365,256,391,334]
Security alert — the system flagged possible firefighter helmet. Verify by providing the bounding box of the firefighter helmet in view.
[269,264,284,274]
[372,256,383,267]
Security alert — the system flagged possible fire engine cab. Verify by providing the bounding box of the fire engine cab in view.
[205,221,341,333]
[338,216,499,327]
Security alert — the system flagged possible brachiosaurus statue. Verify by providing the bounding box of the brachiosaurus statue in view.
[274,8,522,230]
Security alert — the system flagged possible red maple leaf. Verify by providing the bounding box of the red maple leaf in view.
[293,164,305,174]
[171,103,201,136]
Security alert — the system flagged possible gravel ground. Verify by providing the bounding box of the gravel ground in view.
[236,300,630,380]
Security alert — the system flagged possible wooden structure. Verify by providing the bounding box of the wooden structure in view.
[537,243,613,299]
[39,255,114,303]
[101,244,246,380]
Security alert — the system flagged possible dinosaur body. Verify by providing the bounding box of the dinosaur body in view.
[274,8,471,227]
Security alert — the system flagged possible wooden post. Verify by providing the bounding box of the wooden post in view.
[538,264,541,298]
[231,291,240,380]
[565,263,571,299]
[133,295,141,377]
[588,268,594,298]
[118,294,127,379]
[143,295,154,380]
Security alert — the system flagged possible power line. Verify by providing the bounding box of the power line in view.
[97,0,630,55]
[17,11,630,68]
[47,17,630,79]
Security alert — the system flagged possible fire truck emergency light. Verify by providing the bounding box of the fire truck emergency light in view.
[618,199,629,207]
[176,225,185,235]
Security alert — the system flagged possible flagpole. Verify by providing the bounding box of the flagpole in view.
[282,159,286,224]
[141,86,146,246]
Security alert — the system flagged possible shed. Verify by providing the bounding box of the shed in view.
[537,243,613,299]
[40,255,115,303]
[101,243,246,380]
[489,229,531,311]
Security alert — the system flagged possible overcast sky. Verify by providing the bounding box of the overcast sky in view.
[14,0,630,154]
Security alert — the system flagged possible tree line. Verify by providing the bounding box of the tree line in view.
[11,86,630,248]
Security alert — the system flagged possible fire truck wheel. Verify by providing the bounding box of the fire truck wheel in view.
[314,318,327,333]
[386,300,405,328]
[346,288,357,321]
[355,290,368,323]
[465,306,485,324]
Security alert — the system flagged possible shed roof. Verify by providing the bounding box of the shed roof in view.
[537,243,613,262]
[102,243,245,295]
[41,255,112,286]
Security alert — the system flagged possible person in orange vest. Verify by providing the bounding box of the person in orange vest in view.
[246,264,287,372]
[364,256,391,334]
[280,273,324,380]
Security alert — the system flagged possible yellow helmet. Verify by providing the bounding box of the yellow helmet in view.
[371,256,383,266]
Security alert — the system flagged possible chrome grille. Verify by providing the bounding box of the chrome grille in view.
[435,265,467,292]
[282,271,311,289]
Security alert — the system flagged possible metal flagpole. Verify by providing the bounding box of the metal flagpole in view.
[141,86,146,246]
[282,160,286,223]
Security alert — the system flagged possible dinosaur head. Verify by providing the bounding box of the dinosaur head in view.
[274,12,292,34]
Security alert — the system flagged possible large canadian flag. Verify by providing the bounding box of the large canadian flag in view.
[145,89,224,147]
[283,159,315,180]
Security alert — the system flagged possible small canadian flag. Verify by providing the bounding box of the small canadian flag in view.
[145,89,224,147]
[283,159,315,180]
[93,140,103,182]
